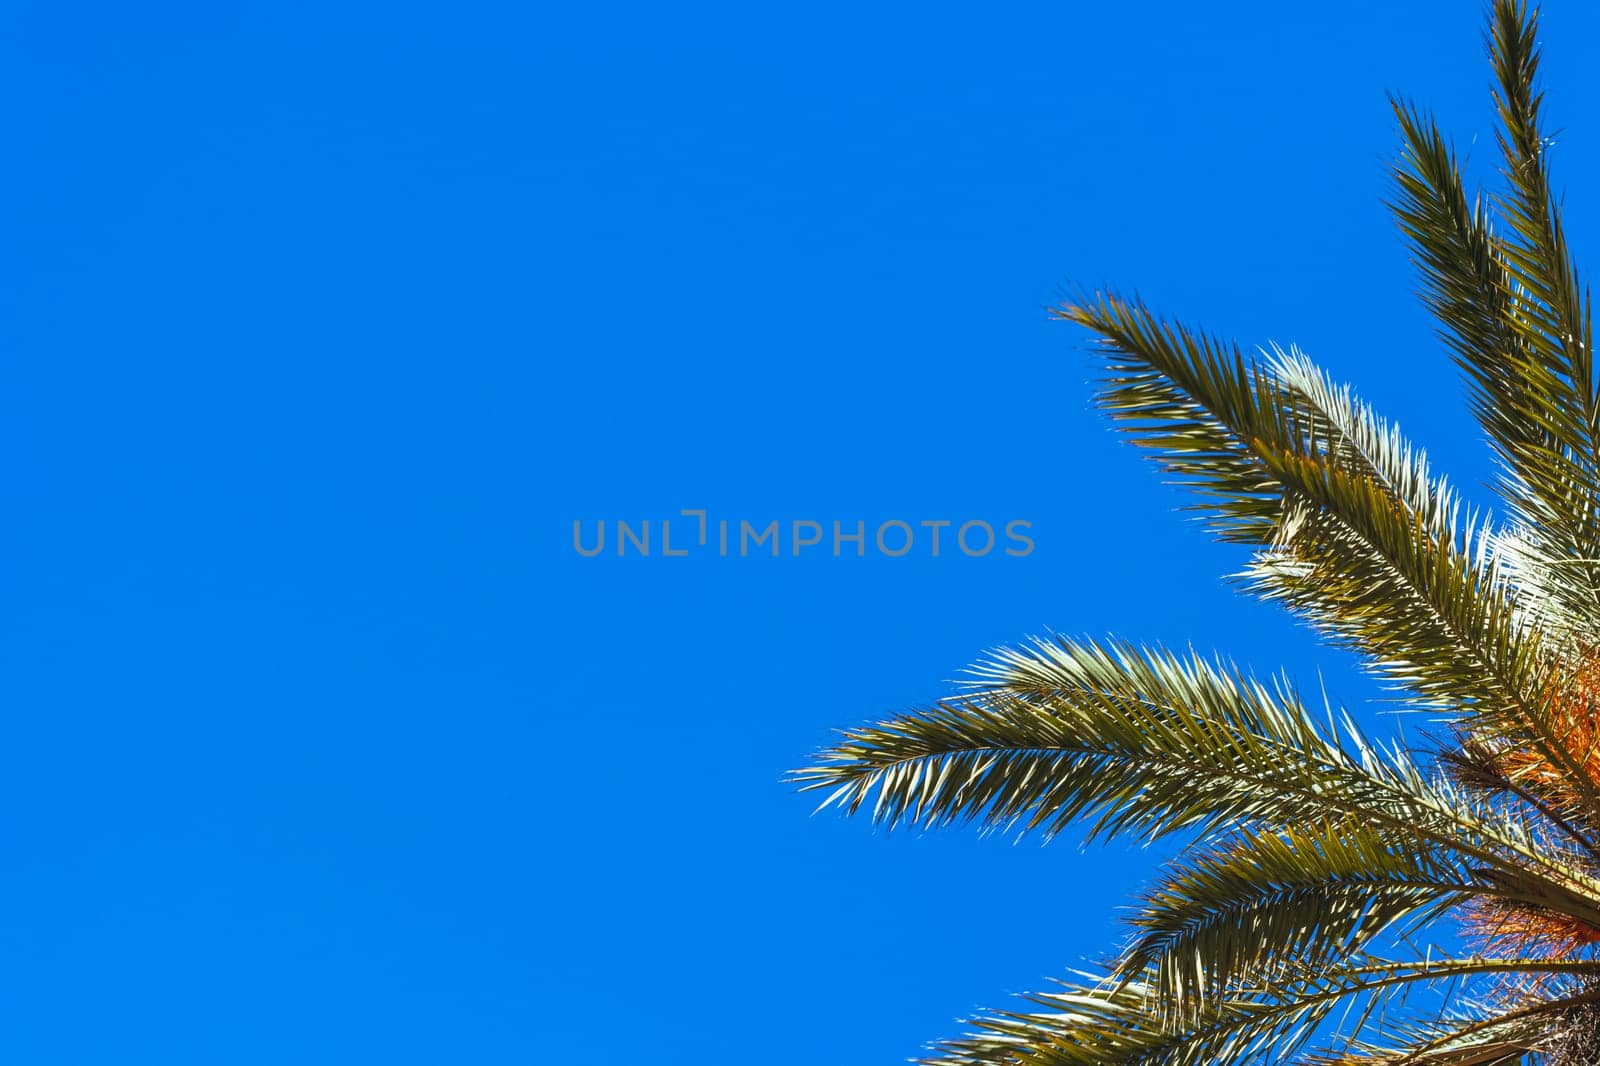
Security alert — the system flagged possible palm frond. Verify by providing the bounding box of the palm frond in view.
[1307,973,1600,1065]
[1489,0,1593,436]
[925,958,1600,1066]
[1056,293,1600,819]
[1389,1,1600,637]
[800,637,1600,903]
[1121,820,1471,1015]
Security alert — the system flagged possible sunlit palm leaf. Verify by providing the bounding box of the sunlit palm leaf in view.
[1055,293,1600,822]
[1390,3,1600,638]
[926,959,1600,1066]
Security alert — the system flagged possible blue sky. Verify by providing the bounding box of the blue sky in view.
[8,1,1600,1062]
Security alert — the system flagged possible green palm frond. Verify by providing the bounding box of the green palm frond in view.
[1121,820,1470,1014]
[799,636,1600,901]
[924,969,1337,1066]
[1390,2,1600,638]
[1054,293,1600,821]
[926,958,1600,1066]
[1308,981,1600,1065]
[1307,1013,1540,1065]
[1488,0,1594,448]
[1056,294,1521,699]
[796,3,1600,1062]
[799,639,1426,844]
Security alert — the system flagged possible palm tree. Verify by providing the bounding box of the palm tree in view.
[794,4,1600,1063]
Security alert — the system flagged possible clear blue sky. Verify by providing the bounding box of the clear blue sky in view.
[8,1,1600,1063]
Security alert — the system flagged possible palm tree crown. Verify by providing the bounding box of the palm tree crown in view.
[795,4,1600,1062]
